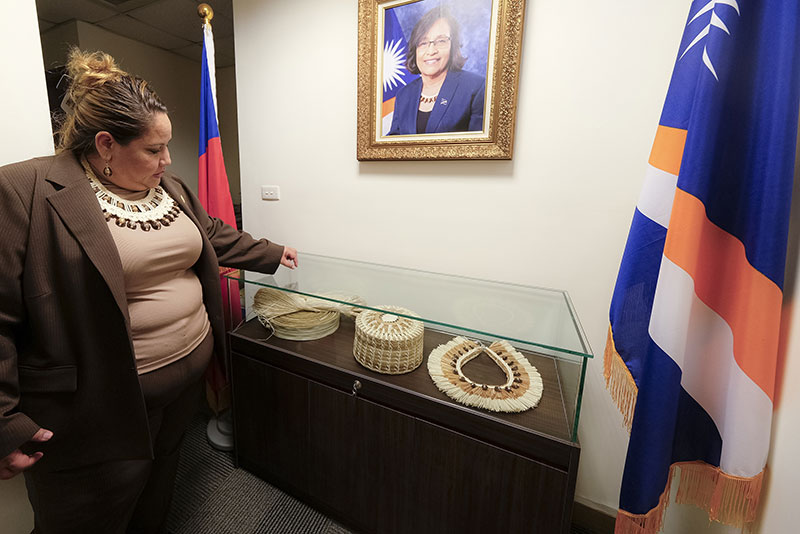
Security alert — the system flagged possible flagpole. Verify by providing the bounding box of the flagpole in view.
[197,2,235,452]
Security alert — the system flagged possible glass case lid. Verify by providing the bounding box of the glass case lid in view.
[225,253,592,363]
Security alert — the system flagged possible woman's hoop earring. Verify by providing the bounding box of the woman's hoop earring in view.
[103,162,113,177]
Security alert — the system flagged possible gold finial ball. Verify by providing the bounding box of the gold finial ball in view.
[198,3,214,22]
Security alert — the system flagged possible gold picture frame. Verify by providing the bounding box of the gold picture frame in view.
[357,0,525,161]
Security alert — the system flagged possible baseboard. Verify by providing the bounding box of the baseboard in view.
[571,500,616,534]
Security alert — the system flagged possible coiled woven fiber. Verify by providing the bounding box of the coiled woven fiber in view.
[253,287,365,341]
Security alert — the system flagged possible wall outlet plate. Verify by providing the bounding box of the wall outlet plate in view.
[261,185,280,200]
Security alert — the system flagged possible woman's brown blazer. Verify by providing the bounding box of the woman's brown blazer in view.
[0,151,284,471]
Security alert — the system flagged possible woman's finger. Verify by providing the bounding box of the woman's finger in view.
[0,450,44,479]
[30,428,53,442]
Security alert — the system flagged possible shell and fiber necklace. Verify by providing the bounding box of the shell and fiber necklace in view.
[427,336,543,413]
[80,155,180,231]
[420,92,438,104]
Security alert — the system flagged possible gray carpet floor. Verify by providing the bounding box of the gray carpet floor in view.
[166,415,352,534]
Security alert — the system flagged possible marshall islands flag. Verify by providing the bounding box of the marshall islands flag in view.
[381,8,417,135]
[605,1,800,532]
[199,18,240,412]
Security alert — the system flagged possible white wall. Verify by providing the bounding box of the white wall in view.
[232,0,800,532]
[0,4,51,531]
[0,1,53,165]
[756,154,800,532]
[38,21,241,202]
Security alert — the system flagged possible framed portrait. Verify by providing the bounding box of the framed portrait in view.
[356,0,525,161]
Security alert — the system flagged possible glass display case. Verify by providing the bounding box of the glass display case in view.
[226,252,591,442]
[224,253,593,534]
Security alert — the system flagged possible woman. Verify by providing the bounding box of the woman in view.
[0,50,297,533]
[387,7,485,135]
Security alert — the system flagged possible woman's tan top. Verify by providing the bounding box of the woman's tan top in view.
[104,181,211,374]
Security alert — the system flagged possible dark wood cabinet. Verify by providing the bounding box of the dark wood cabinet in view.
[230,317,580,534]
[307,381,416,532]
[231,354,310,495]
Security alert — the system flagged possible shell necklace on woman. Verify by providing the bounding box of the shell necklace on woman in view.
[419,76,446,112]
[80,154,181,231]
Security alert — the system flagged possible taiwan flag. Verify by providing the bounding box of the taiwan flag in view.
[605,1,800,532]
[199,19,240,413]
[381,8,418,135]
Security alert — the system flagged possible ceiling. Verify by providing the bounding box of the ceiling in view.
[36,0,236,68]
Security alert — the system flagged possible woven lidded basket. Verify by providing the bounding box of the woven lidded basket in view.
[353,305,424,374]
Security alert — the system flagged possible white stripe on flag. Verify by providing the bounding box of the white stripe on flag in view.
[203,23,218,119]
[382,111,393,136]
[649,256,773,477]
[637,164,678,229]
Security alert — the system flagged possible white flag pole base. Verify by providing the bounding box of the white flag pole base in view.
[206,409,234,451]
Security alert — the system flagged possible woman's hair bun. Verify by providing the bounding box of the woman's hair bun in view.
[56,48,167,155]
[65,48,128,107]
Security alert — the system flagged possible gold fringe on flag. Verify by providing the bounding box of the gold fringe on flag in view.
[614,473,672,534]
[603,325,638,431]
[675,462,763,528]
[614,462,765,534]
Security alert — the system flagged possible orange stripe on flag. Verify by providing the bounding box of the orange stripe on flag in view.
[663,188,782,400]
[649,125,688,176]
[382,97,396,117]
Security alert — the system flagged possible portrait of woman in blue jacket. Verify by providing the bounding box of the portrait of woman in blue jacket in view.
[388,7,486,136]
